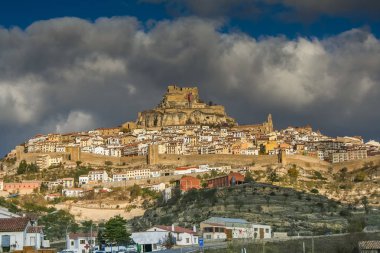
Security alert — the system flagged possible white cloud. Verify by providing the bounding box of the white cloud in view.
[0,17,379,155]
[55,111,96,133]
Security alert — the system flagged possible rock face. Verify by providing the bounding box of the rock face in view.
[136,85,236,127]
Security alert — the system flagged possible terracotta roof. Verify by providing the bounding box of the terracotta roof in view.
[154,225,195,234]
[68,232,97,240]
[27,226,43,233]
[358,241,380,250]
[0,217,30,232]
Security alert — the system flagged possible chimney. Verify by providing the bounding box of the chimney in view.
[172,224,175,232]
[193,225,196,233]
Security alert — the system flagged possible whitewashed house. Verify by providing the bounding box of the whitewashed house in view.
[66,232,96,253]
[79,175,89,185]
[131,225,198,251]
[88,170,109,182]
[62,188,85,197]
[0,217,48,251]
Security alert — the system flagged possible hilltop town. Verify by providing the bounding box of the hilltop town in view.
[0,85,379,252]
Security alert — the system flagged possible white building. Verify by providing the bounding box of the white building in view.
[79,175,89,185]
[88,170,109,182]
[0,217,48,251]
[146,226,198,246]
[66,232,96,253]
[200,217,271,240]
[131,225,198,251]
[149,183,166,192]
[112,169,150,181]
[62,188,85,197]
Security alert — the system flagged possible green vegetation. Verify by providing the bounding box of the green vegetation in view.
[39,210,77,240]
[17,160,39,174]
[103,215,130,245]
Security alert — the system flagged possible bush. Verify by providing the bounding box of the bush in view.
[310,188,319,194]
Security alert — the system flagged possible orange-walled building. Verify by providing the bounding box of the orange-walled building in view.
[3,181,41,194]
[207,172,245,188]
[180,176,201,192]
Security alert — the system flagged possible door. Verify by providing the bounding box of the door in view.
[259,228,264,239]
[226,229,233,240]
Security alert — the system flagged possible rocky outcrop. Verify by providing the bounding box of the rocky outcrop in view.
[136,85,236,127]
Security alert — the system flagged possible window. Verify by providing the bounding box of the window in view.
[254,228,258,231]
[186,238,189,243]
[265,229,269,233]
[80,240,85,244]
[206,235,211,239]
[204,227,213,232]
[71,241,74,246]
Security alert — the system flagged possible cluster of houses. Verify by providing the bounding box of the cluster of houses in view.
[64,217,272,253]
[13,122,379,165]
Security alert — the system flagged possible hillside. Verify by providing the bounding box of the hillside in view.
[129,181,379,234]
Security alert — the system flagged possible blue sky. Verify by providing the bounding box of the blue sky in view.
[1,0,379,38]
[0,0,380,156]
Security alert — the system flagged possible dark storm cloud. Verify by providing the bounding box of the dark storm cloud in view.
[143,0,380,20]
[0,16,380,156]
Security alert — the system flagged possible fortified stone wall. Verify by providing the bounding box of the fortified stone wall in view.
[154,154,277,166]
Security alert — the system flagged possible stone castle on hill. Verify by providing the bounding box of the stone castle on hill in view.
[136,85,236,128]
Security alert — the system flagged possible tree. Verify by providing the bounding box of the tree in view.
[39,210,77,240]
[244,171,254,183]
[81,220,95,233]
[163,232,175,249]
[288,167,299,183]
[339,167,348,181]
[361,196,369,214]
[129,184,142,200]
[104,216,129,245]
[17,160,28,174]
[347,216,366,233]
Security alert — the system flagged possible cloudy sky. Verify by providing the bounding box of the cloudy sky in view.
[0,0,380,156]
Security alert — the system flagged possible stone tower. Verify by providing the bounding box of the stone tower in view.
[148,144,159,165]
[67,146,81,162]
[267,114,274,132]
[278,148,287,165]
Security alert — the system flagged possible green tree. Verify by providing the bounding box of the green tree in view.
[129,184,142,200]
[17,160,28,174]
[81,220,96,233]
[163,232,175,249]
[361,196,369,214]
[39,210,77,240]
[347,216,366,233]
[288,167,299,183]
[244,170,254,183]
[103,215,129,245]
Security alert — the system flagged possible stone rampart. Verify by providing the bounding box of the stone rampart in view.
[155,154,277,166]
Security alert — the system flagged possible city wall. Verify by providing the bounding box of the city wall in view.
[155,154,277,166]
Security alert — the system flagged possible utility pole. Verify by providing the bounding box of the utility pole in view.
[302,241,305,253]
[311,236,314,253]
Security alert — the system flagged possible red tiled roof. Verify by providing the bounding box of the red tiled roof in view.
[0,217,30,232]
[68,232,97,240]
[27,226,43,233]
[154,225,195,234]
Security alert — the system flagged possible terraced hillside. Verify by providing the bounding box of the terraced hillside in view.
[129,182,371,234]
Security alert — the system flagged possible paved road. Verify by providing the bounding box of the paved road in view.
[155,241,227,253]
